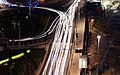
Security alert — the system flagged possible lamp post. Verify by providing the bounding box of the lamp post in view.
[18,21,21,48]
[97,35,101,75]
[17,3,21,48]
[97,35,101,55]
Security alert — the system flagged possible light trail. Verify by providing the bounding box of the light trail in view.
[42,0,81,75]
[0,0,83,75]
[9,7,62,42]
[0,0,61,42]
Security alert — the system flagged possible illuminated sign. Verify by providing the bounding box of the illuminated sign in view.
[79,55,87,68]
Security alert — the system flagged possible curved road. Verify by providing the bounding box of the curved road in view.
[0,0,85,75]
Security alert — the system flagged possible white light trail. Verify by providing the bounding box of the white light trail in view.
[42,0,81,75]
[0,0,83,75]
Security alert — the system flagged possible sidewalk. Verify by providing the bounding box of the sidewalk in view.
[69,14,85,75]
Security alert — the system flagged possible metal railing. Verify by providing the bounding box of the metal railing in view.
[7,33,54,49]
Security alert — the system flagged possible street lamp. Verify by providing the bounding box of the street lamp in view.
[97,35,101,54]
[97,35,101,75]
[18,21,21,48]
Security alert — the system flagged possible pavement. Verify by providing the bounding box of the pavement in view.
[69,10,85,75]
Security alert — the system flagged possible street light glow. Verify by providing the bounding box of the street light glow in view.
[97,35,101,39]
[97,35,101,75]
[97,35,101,52]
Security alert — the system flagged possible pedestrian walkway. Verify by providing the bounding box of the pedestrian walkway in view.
[70,51,82,75]
[69,14,85,75]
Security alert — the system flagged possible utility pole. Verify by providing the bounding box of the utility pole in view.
[18,20,21,48]
[17,3,21,48]
[97,35,101,75]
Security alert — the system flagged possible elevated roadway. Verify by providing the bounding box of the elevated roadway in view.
[0,0,86,75]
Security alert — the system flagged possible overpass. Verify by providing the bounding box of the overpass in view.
[0,0,88,75]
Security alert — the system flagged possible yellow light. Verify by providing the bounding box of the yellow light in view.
[0,49,30,64]
[40,0,45,3]
[11,53,24,59]
[0,58,9,64]
[26,49,30,53]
